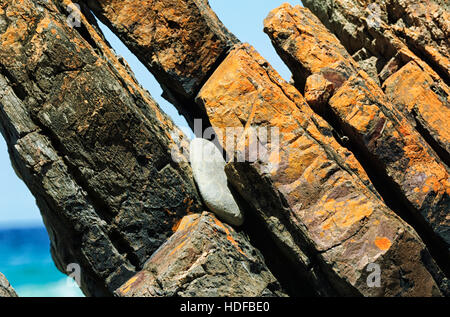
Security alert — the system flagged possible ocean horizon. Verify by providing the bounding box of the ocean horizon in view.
[0,225,84,297]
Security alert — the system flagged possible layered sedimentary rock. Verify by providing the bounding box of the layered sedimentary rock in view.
[0,273,17,297]
[302,0,449,82]
[264,4,450,270]
[382,59,450,165]
[300,0,450,166]
[197,43,447,296]
[0,0,205,296]
[1,0,448,298]
[86,0,239,128]
[116,212,285,297]
[0,0,283,298]
[80,0,450,296]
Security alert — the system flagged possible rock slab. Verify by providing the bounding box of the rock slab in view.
[86,0,239,127]
[264,4,450,261]
[0,0,203,296]
[116,212,285,297]
[197,43,447,296]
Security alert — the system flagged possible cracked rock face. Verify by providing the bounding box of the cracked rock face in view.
[0,0,204,296]
[0,273,17,297]
[300,0,450,167]
[0,0,449,297]
[189,138,244,226]
[264,3,450,264]
[116,212,285,297]
[0,0,279,297]
[86,0,239,128]
[197,43,447,296]
[302,0,449,82]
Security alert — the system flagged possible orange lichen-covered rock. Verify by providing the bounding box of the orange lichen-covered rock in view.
[115,212,286,297]
[86,0,239,126]
[302,0,449,83]
[383,61,450,164]
[196,43,447,296]
[304,74,335,108]
[0,0,204,296]
[299,0,450,165]
[1,0,448,299]
[264,4,450,261]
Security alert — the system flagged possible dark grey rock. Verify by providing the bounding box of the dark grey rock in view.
[0,0,203,296]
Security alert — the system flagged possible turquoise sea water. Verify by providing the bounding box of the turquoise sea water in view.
[0,226,84,297]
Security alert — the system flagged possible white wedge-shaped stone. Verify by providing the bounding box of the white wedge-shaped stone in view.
[189,138,244,226]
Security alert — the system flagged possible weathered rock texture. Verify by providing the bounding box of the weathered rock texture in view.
[264,4,450,275]
[383,61,450,164]
[0,0,283,298]
[0,273,17,297]
[86,0,239,128]
[300,0,450,166]
[302,0,449,82]
[0,0,448,298]
[0,0,206,296]
[116,212,285,297]
[197,43,447,296]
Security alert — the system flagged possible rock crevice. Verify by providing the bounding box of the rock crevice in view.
[0,0,448,297]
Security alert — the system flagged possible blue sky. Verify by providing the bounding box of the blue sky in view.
[0,0,303,226]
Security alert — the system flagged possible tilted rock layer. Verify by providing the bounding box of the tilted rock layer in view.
[198,43,446,296]
[0,0,448,297]
[0,0,279,297]
[264,3,450,267]
[116,212,286,297]
[0,0,205,296]
[86,0,239,128]
[0,273,17,297]
[301,0,450,166]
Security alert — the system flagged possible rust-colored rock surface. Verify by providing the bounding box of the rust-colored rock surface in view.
[300,0,450,166]
[264,4,450,270]
[196,43,447,296]
[0,0,204,296]
[302,0,449,83]
[0,0,448,298]
[116,212,286,297]
[382,61,450,164]
[86,0,239,127]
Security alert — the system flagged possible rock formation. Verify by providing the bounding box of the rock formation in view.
[264,3,450,274]
[0,0,273,297]
[199,42,446,296]
[116,212,284,297]
[86,0,239,129]
[0,273,17,297]
[0,0,448,297]
[300,0,450,166]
